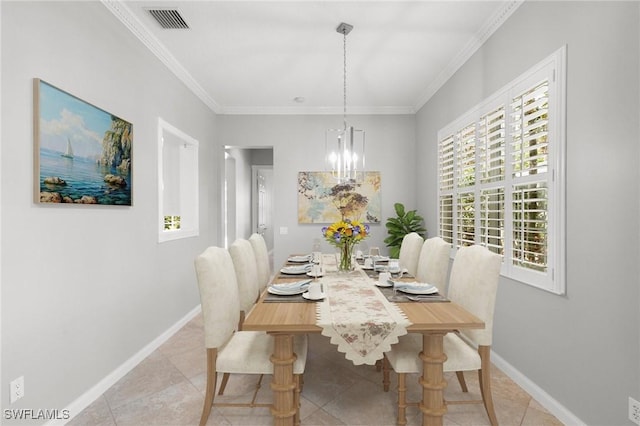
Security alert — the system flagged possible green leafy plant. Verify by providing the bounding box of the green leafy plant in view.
[384,202,427,259]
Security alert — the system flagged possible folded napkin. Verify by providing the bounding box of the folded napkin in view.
[393,282,438,295]
[268,279,312,295]
[281,263,313,273]
[271,279,312,290]
[288,254,312,262]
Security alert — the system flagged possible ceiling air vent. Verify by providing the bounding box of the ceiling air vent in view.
[147,9,189,29]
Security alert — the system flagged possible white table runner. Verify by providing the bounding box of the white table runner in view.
[316,254,411,365]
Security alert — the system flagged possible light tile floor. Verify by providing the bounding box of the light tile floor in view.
[69,313,564,426]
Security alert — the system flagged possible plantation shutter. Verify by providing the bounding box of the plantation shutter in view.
[438,134,455,243]
[436,46,565,294]
[509,80,549,273]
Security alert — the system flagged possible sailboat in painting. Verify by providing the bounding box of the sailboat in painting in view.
[61,138,74,159]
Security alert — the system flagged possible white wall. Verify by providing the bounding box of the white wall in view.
[416,2,640,425]
[219,114,417,268]
[1,1,219,419]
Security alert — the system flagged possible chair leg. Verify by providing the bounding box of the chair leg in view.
[455,371,469,392]
[200,348,217,426]
[478,345,498,426]
[218,373,230,395]
[294,374,301,426]
[382,355,391,392]
[249,374,265,405]
[396,372,408,426]
[375,359,382,372]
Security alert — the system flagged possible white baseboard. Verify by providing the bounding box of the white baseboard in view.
[48,305,202,426]
[491,349,584,425]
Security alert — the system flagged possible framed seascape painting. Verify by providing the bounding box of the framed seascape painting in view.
[297,171,381,223]
[33,79,133,205]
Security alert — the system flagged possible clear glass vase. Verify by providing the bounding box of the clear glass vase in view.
[336,242,355,273]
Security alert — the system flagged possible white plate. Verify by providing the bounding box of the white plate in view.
[268,286,309,296]
[361,265,374,270]
[280,264,312,274]
[307,271,323,278]
[288,255,312,263]
[268,280,311,295]
[302,291,326,301]
[375,280,393,288]
[268,287,306,296]
[395,283,438,295]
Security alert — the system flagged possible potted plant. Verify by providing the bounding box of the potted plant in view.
[384,202,427,258]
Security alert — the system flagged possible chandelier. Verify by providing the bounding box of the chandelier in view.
[326,22,365,184]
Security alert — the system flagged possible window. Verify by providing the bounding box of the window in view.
[437,46,566,294]
[158,118,199,242]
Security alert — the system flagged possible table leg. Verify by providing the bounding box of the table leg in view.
[419,332,448,426]
[270,333,297,426]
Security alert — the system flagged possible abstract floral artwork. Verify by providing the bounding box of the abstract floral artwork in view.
[34,79,133,205]
[297,171,381,223]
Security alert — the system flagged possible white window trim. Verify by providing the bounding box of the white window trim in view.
[437,46,566,295]
[158,118,199,243]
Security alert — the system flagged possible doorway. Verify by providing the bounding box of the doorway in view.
[224,147,274,254]
[252,166,274,251]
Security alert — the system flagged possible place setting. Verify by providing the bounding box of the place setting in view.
[377,279,449,303]
[265,278,312,302]
[278,262,314,277]
[265,278,326,302]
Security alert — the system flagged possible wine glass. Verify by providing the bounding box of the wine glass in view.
[388,259,401,278]
[389,276,404,302]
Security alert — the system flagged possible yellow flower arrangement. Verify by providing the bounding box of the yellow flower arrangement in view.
[322,219,369,271]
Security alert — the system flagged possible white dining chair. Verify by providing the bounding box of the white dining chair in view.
[229,238,260,327]
[398,232,424,277]
[249,233,271,291]
[194,246,308,426]
[383,244,502,426]
[221,238,262,396]
[415,236,451,293]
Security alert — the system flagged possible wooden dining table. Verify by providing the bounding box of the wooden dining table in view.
[242,255,484,426]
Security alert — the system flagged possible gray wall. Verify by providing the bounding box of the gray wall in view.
[219,114,417,268]
[1,1,218,418]
[3,1,639,425]
[416,2,640,425]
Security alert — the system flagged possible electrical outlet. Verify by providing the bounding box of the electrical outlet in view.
[630,397,640,426]
[10,376,24,403]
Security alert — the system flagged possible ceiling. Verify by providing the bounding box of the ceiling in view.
[104,1,522,115]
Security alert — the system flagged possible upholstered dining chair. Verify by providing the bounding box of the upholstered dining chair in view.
[249,233,271,292]
[383,244,502,426]
[221,238,262,396]
[229,238,260,327]
[398,232,424,277]
[414,236,451,293]
[194,246,308,426]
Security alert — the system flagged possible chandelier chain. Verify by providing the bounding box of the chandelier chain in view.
[343,27,347,129]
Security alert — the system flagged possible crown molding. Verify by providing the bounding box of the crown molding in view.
[101,0,222,114]
[220,105,415,115]
[412,0,525,112]
[103,0,521,117]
